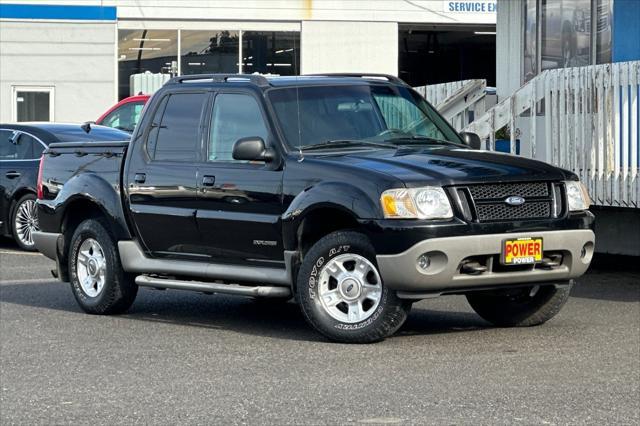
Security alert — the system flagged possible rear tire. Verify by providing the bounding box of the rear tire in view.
[68,218,137,314]
[466,283,572,327]
[297,231,411,343]
[11,193,39,251]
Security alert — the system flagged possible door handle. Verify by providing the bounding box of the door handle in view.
[202,175,215,187]
[134,173,146,184]
[5,171,20,179]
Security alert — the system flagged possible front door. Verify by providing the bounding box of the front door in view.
[196,91,284,265]
[125,91,207,258]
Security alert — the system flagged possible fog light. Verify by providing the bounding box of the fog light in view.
[417,254,431,271]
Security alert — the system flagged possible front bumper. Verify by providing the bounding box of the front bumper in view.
[376,229,595,295]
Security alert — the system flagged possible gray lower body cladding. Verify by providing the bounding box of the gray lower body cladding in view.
[376,229,595,292]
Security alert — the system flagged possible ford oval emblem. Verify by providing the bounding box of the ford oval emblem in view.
[505,196,525,206]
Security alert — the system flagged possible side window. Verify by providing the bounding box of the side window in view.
[15,134,44,159]
[147,93,207,162]
[0,130,17,160]
[102,102,145,132]
[208,93,268,162]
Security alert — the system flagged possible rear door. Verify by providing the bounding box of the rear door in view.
[195,91,284,264]
[0,129,46,233]
[125,91,208,258]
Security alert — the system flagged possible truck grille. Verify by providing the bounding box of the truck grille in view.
[451,182,563,222]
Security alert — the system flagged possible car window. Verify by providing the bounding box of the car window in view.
[208,93,268,162]
[147,93,207,162]
[0,130,18,160]
[0,131,43,160]
[15,133,44,159]
[102,102,145,132]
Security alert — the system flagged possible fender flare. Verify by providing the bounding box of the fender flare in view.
[55,172,131,241]
[281,181,379,251]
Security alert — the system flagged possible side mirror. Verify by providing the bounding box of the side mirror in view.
[232,137,275,162]
[459,132,482,150]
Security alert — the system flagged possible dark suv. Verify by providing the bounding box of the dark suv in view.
[33,74,595,343]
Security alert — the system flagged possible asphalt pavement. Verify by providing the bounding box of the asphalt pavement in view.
[1,237,639,425]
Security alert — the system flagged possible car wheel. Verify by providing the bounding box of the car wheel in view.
[297,231,411,343]
[466,283,572,327]
[68,218,138,315]
[11,193,39,251]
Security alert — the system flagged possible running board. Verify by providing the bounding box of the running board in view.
[118,240,294,286]
[135,275,291,298]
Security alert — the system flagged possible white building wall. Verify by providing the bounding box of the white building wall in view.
[0,21,116,123]
[301,21,398,75]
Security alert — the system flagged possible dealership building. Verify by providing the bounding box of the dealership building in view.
[0,0,496,123]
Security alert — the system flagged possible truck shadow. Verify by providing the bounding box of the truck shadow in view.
[0,281,488,342]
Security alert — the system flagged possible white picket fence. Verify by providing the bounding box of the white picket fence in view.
[464,61,639,208]
[415,79,491,131]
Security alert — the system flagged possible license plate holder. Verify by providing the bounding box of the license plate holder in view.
[501,237,543,265]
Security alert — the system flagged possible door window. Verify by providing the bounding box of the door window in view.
[146,93,207,161]
[101,102,145,132]
[0,131,44,160]
[208,93,268,162]
[13,87,54,122]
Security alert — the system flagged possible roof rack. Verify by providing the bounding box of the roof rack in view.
[304,73,408,86]
[166,74,271,87]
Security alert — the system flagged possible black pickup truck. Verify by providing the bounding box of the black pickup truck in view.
[33,74,595,343]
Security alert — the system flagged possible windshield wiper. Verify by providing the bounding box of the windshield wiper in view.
[300,139,396,151]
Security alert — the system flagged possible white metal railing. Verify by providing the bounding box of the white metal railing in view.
[415,79,491,130]
[464,61,639,208]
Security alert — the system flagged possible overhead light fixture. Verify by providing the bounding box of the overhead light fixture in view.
[474,31,496,35]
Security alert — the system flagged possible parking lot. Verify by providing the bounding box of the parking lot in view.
[1,238,638,425]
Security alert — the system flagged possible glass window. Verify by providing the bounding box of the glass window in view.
[0,130,18,160]
[209,93,268,162]
[181,30,240,75]
[118,30,178,100]
[242,31,300,76]
[595,0,612,64]
[541,0,592,70]
[16,91,51,122]
[373,88,448,141]
[268,85,462,149]
[15,134,44,160]
[101,102,145,133]
[148,93,207,162]
[0,132,43,160]
[524,0,538,82]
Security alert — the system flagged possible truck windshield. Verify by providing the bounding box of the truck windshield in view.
[268,84,464,150]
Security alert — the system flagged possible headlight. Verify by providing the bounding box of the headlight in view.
[381,187,453,219]
[565,180,591,211]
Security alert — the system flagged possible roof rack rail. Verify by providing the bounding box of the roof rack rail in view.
[304,73,408,86]
[167,74,271,87]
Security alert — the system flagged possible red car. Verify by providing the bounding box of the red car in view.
[96,95,150,133]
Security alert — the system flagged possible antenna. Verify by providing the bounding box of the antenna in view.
[293,35,303,161]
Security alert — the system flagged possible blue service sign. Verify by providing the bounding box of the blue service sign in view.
[445,1,497,13]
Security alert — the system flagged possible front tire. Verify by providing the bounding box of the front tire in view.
[466,283,572,327]
[68,218,137,315]
[297,231,410,343]
[11,193,39,251]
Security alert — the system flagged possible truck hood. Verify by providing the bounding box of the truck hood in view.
[309,146,573,186]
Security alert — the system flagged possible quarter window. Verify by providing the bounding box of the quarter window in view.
[147,93,207,161]
[208,93,268,162]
